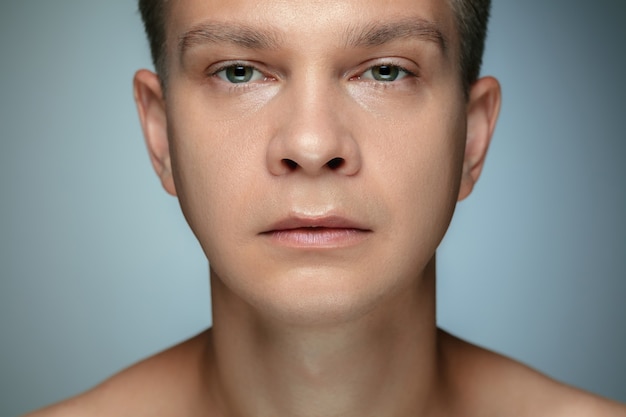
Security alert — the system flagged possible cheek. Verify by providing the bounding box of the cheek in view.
[166,101,267,260]
[364,99,466,258]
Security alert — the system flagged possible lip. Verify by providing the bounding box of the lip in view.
[261,215,372,248]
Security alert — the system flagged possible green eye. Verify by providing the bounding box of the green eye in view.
[362,65,408,82]
[217,65,263,83]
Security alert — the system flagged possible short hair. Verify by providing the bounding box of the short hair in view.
[138,0,491,95]
[448,0,491,94]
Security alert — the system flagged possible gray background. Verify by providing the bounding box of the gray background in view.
[1,1,624,415]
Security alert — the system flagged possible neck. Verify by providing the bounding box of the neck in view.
[205,258,448,417]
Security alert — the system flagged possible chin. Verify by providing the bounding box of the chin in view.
[213,263,393,327]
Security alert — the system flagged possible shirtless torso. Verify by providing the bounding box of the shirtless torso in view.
[25,329,626,417]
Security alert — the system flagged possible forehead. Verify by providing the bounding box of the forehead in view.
[165,0,458,51]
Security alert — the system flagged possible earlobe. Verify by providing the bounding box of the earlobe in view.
[133,69,177,196]
[457,76,501,201]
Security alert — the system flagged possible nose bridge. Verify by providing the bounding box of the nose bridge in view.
[266,73,361,176]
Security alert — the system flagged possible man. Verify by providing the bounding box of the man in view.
[25,0,626,415]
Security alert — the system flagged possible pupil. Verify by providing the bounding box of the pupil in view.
[234,66,247,77]
[379,66,392,76]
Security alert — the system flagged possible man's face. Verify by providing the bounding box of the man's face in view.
[136,0,497,324]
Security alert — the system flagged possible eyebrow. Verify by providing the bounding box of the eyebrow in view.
[343,18,448,52]
[179,22,283,56]
[178,17,448,58]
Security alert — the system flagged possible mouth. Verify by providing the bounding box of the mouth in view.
[260,215,372,248]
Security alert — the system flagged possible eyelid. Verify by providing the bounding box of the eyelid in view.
[205,59,418,84]
[362,65,409,81]
[207,61,273,83]
[351,59,419,81]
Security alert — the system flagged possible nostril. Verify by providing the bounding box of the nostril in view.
[326,157,344,170]
[278,157,345,172]
[282,158,298,170]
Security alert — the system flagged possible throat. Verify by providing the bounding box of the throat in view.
[205,258,444,417]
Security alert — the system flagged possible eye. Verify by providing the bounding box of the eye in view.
[215,64,265,83]
[361,64,409,82]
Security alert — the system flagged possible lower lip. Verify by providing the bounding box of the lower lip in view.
[263,228,370,248]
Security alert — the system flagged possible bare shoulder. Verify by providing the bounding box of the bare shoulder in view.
[439,329,626,417]
[22,330,211,417]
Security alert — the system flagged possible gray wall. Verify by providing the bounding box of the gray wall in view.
[1,1,624,415]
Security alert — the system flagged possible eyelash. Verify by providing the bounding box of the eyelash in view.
[206,61,271,92]
[354,62,416,82]
[210,62,267,82]
[207,60,418,86]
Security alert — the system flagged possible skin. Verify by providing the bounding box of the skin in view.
[25,0,626,416]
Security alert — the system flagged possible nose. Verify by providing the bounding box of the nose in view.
[266,81,362,177]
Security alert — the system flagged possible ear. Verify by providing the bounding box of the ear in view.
[457,76,501,201]
[133,69,177,196]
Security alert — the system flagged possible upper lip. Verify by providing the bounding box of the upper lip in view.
[262,215,370,233]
